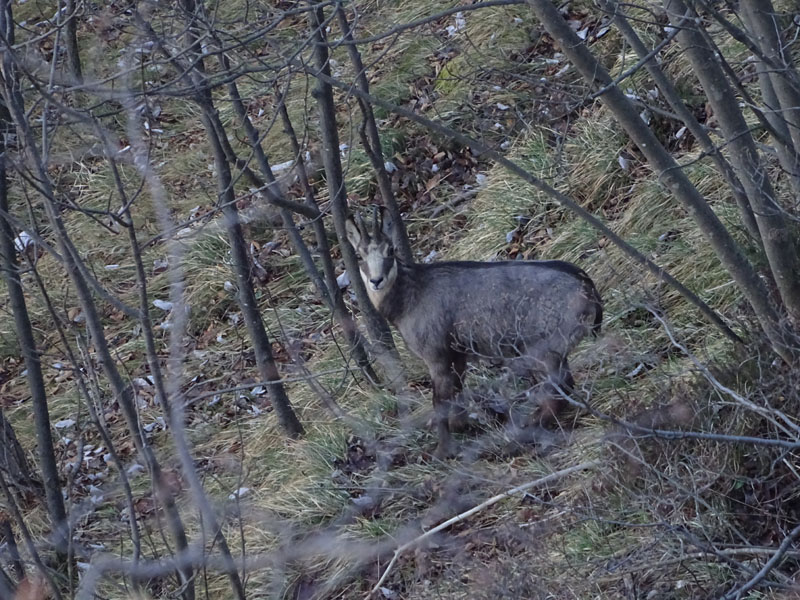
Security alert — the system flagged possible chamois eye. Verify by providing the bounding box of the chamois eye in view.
[386,247,394,258]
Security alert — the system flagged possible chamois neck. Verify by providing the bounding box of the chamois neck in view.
[374,259,420,325]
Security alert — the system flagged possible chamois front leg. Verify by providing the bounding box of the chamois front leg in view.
[429,360,458,459]
[448,352,470,433]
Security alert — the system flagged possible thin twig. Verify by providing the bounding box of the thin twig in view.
[367,460,600,597]
[649,309,800,437]
[285,60,743,346]
[596,547,800,582]
[722,523,800,600]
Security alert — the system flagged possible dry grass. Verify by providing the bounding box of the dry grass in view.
[0,0,797,599]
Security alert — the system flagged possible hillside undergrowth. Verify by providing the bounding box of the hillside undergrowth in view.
[0,1,798,599]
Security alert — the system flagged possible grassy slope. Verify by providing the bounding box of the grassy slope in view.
[0,0,796,599]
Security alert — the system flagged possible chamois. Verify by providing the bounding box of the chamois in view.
[345,208,602,457]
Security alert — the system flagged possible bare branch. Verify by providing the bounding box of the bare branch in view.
[295,58,744,346]
[369,461,600,597]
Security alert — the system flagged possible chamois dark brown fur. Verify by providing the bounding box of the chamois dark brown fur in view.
[346,208,602,457]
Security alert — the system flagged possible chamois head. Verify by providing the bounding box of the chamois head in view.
[345,207,398,298]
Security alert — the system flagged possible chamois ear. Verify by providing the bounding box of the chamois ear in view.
[345,215,363,249]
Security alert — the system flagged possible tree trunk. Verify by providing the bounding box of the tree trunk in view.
[64,0,82,83]
[334,3,414,264]
[27,245,143,595]
[0,82,68,561]
[0,469,62,600]
[664,0,800,326]
[221,69,377,381]
[202,106,305,437]
[118,78,246,599]
[309,4,408,392]
[169,0,303,438]
[0,4,195,593]
[527,0,794,362]
[0,563,14,598]
[739,0,800,193]
[0,411,39,498]
[276,95,379,384]
[602,0,762,243]
[0,518,24,581]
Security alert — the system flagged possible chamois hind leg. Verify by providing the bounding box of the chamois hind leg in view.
[428,359,458,459]
[536,356,573,427]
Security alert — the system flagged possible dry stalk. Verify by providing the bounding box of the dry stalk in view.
[367,460,600,597]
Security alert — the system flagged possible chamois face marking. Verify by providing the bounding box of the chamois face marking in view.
[345,210,398,307]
